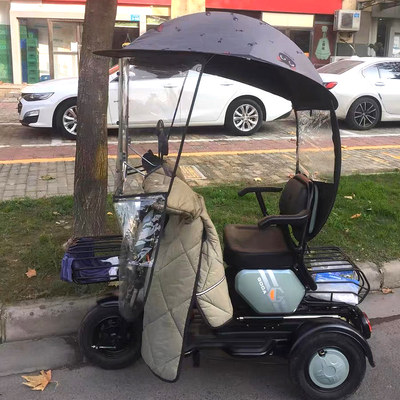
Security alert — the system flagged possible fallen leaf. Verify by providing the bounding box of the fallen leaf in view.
[344,196,353,200]
[350,213,361,219]
[382,287,393,294]
[63,225,72,230]
[344,228,350,233]
[52,211,61,216]
[22,370,52,391]
[341,145,348,149]
[40,175,55,181]
[25,268,37,278]
[107,212,113,216]
[366,207,372,212]
[288,131,296,135]
[108,281,120,287]
[253,177,262,182]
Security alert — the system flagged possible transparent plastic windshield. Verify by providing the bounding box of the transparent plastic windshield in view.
[114,195,165,320]
[115,58,204,196]
[114,58,204,319]
[297,110,335,183]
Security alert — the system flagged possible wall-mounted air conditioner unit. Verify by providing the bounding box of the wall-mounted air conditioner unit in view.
[334,10,361,31]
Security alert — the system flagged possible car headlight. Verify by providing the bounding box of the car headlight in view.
[22,92,54,101]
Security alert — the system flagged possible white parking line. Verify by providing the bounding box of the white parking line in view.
[340,129,358,136]
[51,138,63,146]
[340,131,400,138]
[21,142,76,147]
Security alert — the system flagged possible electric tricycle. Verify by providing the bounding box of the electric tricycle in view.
[62,12,374,400]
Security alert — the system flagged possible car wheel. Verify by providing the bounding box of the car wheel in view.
[55,99,78,140]
[78,304,142,370]
[225,98,263,136]
[289,332,366,400]
[346,97,381,130]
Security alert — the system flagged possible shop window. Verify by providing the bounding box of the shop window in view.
[278,28,311,56]
[392,34,400,57]
[51,21,82,79]
[0,24,12,83]
[289,30,311,54]
[146,16,169,31]
[19,19,50,83]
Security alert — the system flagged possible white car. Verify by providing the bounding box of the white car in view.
[319,57,400,130]
[18,67,292,140]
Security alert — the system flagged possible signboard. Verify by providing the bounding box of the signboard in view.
[311,21,336,68]
[206,0,342,15]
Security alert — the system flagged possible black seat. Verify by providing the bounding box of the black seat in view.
[223,225,294,269]
[223,174,314,270]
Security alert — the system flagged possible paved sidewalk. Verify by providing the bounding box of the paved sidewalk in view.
[0,136,399,200]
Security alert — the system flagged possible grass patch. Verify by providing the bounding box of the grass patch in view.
[196,172,400,263]
[0,172,399,303]
[0,196,119,304]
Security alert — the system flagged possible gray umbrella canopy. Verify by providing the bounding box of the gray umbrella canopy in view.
[96,12,337,109]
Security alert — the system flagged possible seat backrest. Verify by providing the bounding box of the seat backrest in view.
[279,174,314,244]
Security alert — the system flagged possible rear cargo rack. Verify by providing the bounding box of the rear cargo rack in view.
[304,246,370,306]
[61,236,122,284]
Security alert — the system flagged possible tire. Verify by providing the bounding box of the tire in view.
[289,332,366,400]
[346,97,381,130]
[225,98,263,136]
[78,304,142,370]
[55,98,78,140]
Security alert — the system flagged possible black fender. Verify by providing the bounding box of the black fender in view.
[96,295,119,307]
[290,321,375,367]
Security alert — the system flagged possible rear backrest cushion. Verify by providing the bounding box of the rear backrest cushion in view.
[279,176,309,216]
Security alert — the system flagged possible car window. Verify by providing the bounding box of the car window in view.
[129,67,186,81]
[362,65,380,81]
[317,59,364,74]
[377,62,400,80]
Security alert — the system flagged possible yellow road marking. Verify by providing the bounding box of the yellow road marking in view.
[383,152,400,160]
[1,144,400,165]
[365,155,389,165]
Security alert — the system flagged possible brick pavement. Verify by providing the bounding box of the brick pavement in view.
[1,96,400,200]
[0,143,399,201]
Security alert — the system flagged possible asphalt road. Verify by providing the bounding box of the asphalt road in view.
[0,315,398,400]
[1,113,400,148]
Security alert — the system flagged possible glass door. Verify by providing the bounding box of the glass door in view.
[49,20,82,79]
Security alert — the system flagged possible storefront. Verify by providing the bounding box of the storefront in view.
[369,3,400,57]
[2,0,170,84]
[2,0,372,84]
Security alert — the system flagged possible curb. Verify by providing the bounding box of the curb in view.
[0,260,399,344]
[0,296,97,344]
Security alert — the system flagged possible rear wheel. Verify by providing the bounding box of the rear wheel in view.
[346,97,380,130]
[55,98,78,140]
[225,98,263,136]
[289,332,366,400]
[79,304,142,369]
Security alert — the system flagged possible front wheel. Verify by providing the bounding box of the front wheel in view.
[78,303,142,369]
[346,97,381,130]
[55,99,78,140]
[225,98,263,136]
[289,332,366,400]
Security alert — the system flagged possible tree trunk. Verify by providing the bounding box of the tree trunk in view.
[73,0,117,237]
